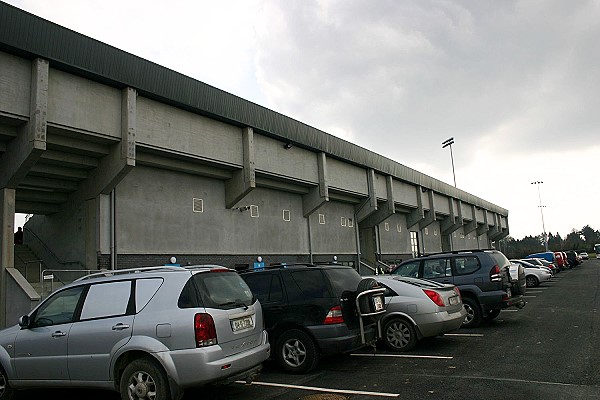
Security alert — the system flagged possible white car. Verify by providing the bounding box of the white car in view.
[510,260,552,287]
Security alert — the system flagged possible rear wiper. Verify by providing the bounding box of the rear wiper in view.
[218,301,249,310]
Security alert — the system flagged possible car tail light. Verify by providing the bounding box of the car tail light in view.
[195,313,217,347]
[489,265,502,282]
[323,305,345,324]
[423,289,446,307]
[453,286,462,300]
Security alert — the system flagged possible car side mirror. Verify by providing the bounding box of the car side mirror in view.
[18,315,30,329]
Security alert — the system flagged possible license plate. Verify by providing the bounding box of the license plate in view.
[373,296,384,311]
[449,296,459,305]
[231,316,254,332]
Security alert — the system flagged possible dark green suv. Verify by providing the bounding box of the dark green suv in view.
[239,264,385,374]
[390,250,526,328]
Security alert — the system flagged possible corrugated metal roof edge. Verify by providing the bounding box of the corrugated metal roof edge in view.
[0,2,508,216]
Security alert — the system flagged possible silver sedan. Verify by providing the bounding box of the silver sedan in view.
[373,275,466,351]
[511,259,553,287]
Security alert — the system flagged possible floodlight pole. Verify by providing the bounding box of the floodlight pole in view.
[442,137,456,187]
[531,181,548,251]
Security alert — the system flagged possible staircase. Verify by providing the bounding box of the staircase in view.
[13,244,43,284]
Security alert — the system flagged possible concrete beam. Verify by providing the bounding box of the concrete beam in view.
[418,189,436,230]
[476,209,490,236]
[303,152,329,217]
[1,188,16,328]
[0,58,48,189]
[355,169,378,223]
[68,88,137,205]
[225,127,256,208]
[407,186,425,229]
[441,198,463,235]
[360,175,395,228]
[463,205,478,234]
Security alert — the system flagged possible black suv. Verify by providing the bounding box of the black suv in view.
[390,250,526,328]
[239,263,385,374]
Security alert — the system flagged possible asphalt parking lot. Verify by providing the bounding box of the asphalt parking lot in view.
[19,259,600,400]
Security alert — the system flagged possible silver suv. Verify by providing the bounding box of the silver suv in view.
[0,265,270,400]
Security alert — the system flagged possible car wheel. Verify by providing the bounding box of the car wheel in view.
[0,367,16,400]
[462,297,482,328]
[383,318,417,352]
[526,275,539,288]
[483,309,501,321]
[275,329,319,374]
[120,358,171,400]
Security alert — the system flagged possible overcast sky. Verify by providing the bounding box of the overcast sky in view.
[7,0,600,240]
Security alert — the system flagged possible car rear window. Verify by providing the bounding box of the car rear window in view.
[180,271,254,309]
[322,267,362,297]
[290,270,333,298]
[487,251,511,269]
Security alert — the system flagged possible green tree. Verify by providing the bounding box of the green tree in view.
[581,225,600,250]
[548,232,563,251]
[564,229,584,250]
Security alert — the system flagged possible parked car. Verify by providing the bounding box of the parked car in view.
[565,251,581,267]
[239,264,386,374]
[524,257,559,274]
[525,251,557,266]
[553,251,567,270]
[0,266,270,400]
[390,249,526,328]
[510,259,553,287]
[580,251,589,260]
[373,275,466,351]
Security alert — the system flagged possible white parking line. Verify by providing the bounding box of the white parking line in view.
[352,353,453,360]
[444,333,484,337]
[523,295,537,298]
[235,381,400,397]
[502,309,520,312]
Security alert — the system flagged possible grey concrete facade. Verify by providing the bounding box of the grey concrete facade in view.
[0,4,509,326]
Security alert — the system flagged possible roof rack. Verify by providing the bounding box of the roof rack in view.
[236,262,330,273]
[75,265,187,282]
[417,249,496,258]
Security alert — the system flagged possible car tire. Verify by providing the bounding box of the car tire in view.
[120,358,171,400]
[383,318,417,352]
[0,367,16,400]
[483,308,501,321]
[462,297,483,328]
[526,275,539,288]
[275,329,319,374]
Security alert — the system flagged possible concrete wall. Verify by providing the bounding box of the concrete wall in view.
[378,213,411,256]
[137,97,242,166]
[309,201,358,255]
[48,69,121,138]
[0,51,30,118]
[116,166,310,255]
[421,221,443,254]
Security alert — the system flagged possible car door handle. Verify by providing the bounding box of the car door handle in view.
[52,331,67,337]
[112,323,130,331]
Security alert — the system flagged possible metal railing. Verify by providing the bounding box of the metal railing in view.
[40,269,95,299]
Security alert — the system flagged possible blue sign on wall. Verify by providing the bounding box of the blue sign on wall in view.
[253,262,265,271]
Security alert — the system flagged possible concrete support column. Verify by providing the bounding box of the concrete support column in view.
[225,127,255,208]
[302,152,329,217]
[1,188,16,328]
